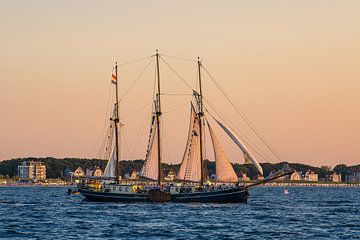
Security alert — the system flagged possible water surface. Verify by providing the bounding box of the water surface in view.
[0,186,359,239]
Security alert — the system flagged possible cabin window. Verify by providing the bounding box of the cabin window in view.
[113,187,116,191]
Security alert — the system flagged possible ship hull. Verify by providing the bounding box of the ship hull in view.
[171,187,248,203]
[78,187,248,203]
[79,189,149,202]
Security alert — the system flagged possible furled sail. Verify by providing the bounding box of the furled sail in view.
[103,148,116,178]
[140,115,159,180]
[214,118,264,176]
[207,121,238,182]
[176,104,202,182]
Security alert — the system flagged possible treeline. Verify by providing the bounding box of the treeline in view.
[0,157,359,180]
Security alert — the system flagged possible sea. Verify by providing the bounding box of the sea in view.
[0,186,359,240]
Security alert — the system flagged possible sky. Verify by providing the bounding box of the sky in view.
[0,0,359,167]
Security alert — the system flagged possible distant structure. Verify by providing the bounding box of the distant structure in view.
[18,161,46,181]
[130,171,139,180]
[345,172,360,183]
[86,166,104,177]
[330,172,341,182]
[289,171,302,181]
[209,174,217,181]
[92,167,103,177]
[72,167,85,178]
[304,171,318,181]
[164,171,176,181]
[239,173,250,181]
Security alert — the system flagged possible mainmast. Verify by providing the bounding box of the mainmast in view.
[155,50,162,185]
[113,62,120,183]
[197,57,205,186]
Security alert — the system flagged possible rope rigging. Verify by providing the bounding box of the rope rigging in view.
[91,52,283,176]
[202,65,283,162]
[203,100,274,163]
[161,54,197,63]
[159,56,195,91]
[116,55,152,67]
[119,58,154,101]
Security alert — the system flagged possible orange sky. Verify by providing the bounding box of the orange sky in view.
[0,1,359,167]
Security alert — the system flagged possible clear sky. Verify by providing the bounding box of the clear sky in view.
[0,0,359,167]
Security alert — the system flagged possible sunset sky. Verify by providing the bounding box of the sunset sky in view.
[0,1,359,167]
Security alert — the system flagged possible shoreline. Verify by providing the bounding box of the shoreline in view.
[250,181,360,187]
[0,180,359,187]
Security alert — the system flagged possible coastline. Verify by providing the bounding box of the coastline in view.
[0,179,359,187]
[248,181,360,187]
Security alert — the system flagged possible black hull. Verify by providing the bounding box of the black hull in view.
[79,189,149,202]
[171,187,248,203]
[79,187,248,203]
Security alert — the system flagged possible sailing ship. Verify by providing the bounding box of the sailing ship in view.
[78,51,292,203]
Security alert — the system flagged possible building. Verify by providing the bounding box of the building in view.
[330,172,341,182]
[92,166,103,177]
[84,166,103,177]
[304,171,318,182]
[239,173,250,181]
[164,171,176,181]
[18,161,46,181]
[130,171,139,180]
[209,174,217,181]
[345,172,360,183]
[72,167,85,178]
[290,171,302,181]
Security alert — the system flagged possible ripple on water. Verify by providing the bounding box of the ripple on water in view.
[0,186,359,239]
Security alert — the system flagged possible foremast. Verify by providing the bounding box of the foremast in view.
[111,62,120,183]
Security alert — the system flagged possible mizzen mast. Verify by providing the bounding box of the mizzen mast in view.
[155,50,162,186]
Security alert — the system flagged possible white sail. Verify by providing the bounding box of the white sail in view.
[207,121,238,182]
[140,116,159,181]
[176,104,202,182]
[214,118,264,176]
[103,106,117,178]
[103,148,116,178]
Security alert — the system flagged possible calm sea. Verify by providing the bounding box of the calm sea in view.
[0,186,359,239]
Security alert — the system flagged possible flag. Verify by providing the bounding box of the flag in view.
[111,68,117,84]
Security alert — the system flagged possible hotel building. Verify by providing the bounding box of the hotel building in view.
[18,161,46,181]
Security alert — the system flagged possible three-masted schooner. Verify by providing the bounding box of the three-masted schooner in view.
[78,51,292,203]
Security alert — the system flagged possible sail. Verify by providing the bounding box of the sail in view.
[103,106,117,178]
[243,153,252,164]
[103,148,116,178]
[207,122,238,182]
[140,116,159,181]
[214,119,264,176]
[176,104,202,182]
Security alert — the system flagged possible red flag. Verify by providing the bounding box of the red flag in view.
[111,72,117,84]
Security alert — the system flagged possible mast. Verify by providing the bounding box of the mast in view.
[197,57,205,186]
[155,50,162,185]
[114,62,120,183]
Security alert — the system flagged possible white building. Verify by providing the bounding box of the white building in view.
[304,171,318,182]
[73,167,85,178]
[330,172,341,182]
[18,161,46,180]
[290,171,302,181]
